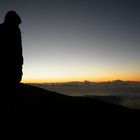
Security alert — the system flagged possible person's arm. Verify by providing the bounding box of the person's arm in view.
[17,28,23,66]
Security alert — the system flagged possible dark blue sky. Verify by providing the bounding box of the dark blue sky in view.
[1,0,140,82]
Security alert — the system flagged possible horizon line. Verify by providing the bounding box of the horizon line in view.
[22,79,140,84]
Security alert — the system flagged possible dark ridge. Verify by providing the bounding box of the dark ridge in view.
[14,83,140,139]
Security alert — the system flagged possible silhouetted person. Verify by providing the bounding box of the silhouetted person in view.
[0,11,23,137]
[0,11,23,86]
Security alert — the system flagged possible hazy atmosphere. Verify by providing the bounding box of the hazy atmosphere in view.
[1,0,140,82]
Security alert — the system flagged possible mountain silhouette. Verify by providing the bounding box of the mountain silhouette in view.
[14,83,140,139]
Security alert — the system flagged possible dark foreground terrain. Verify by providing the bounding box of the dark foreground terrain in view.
[13,84,140,139]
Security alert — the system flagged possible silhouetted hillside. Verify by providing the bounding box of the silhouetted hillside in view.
[14,84,140,139]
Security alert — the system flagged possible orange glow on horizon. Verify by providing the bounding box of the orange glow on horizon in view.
[22,60,140,83]
[22,77,140,83]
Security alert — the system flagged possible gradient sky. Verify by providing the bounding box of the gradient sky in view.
[1,0,140,82]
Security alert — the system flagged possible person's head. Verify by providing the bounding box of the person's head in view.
[4,11,22,26]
